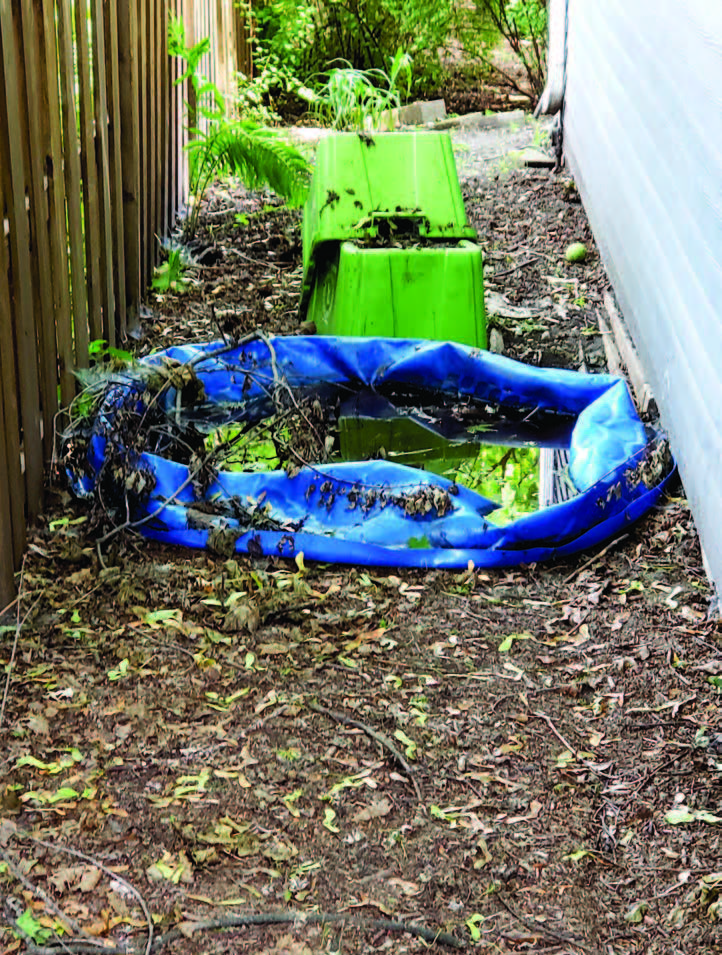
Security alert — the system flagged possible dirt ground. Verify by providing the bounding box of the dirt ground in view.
[1,134,721,955]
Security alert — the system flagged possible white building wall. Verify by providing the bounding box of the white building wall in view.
[561,0,722,589]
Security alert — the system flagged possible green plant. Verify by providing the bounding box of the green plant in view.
[245,1,452,108]
[450,1,548,100]
[152,247,192,293]
[305,49,412,130]
[168,13,310,234]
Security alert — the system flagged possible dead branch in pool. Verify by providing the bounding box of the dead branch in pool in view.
[94,449,214,555]
[307,699,423,803]
[259,330,327,457]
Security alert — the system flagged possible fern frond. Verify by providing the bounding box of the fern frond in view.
[190,121,311,209]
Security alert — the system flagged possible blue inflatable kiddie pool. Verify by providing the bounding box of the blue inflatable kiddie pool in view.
[69,336,673,568]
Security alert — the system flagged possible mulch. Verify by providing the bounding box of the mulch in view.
[0,158,720,955]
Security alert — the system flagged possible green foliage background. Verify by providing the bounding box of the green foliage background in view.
[242,0,549,110]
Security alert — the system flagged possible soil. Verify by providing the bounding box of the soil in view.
[1,135,721,955]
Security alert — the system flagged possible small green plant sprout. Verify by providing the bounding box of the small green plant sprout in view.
[465,913,485,941]
[88,339,134,366]
[107,658,130,681]
[530,117,548,149]
[14,909,54,945]
[152,247,192,293]
[168,13,310,234]
[305,48,413,130]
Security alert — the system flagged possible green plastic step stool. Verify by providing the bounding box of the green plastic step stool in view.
[305,240,486,346]
[300,131,487,349]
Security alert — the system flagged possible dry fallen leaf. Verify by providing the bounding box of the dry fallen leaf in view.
[352,795,392,822]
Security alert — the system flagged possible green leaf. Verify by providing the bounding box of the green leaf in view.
[54,786,80,801]
[145,608,183,625]
[107,658,130,681]
[323,808,339,833]
[465,913,484,941]
[394,729,417,760]
[16,909,52,943]
[624,901,648,924]
[498,631,532,652]
[563,847,592,862]
[665,806,722,825]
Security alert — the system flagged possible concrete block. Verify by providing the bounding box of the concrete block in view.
[398,99,447,126]
[458,109,526,129]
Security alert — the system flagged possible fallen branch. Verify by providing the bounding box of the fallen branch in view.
[532,710,578,755]
[8,823,153,955]
[157,911,465,951]
[491,254,541,280]
[307,700,423,803]
[493,891,590,952]
[26,910,465,954]
[0,844,84,939]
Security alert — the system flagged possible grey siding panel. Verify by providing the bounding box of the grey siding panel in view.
[563,0,722,589]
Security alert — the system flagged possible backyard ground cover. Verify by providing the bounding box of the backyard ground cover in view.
[0,141,720,955]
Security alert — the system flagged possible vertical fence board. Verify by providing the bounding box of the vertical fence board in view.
[56,0,90,366]
[0,164,25,573]
[39,0,74,406]
[138,0,149,290]
[104,0,128,339]
[74,0,104,344]
[0,141,19,597]
[91,0,117,345]
[0,377,16,607]
[0,1,43,517]
[117,0,141,330]
[20,0,58,457]
[148,0,158,277]
[156,0,167,238]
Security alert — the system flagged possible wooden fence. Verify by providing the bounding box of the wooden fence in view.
[0,0,252,607]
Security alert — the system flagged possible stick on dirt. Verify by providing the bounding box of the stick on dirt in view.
[308,700,423,803]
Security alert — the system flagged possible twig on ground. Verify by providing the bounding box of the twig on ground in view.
[532,710,578,755]
[0,845,85,939]
[0,556,24,730]
[0,559,43,730]
[562,533,629,585]
[8,824,153,955]
[308,700,423,803]
[156,911,465,951]
[491,254,541,280]
[494,891,590,952]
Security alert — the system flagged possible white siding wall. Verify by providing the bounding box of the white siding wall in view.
[563,0,722,589]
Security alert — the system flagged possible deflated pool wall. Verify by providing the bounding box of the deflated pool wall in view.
[70,337,673,569]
